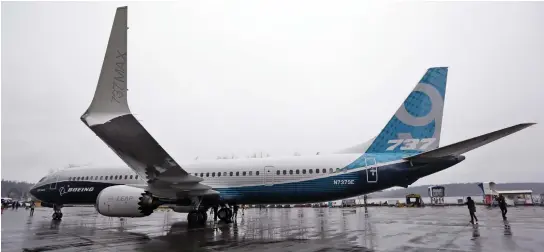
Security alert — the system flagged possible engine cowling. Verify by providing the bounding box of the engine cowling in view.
[95,185,159,217]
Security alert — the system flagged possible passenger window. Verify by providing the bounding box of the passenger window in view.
[302,169,306,174]
[124,175,128,179]
[105,176,108,180]
[309,169,313,174]
[135,175,139,180]
[276,170,280,175]
[218,172,221,177]
[329,168,333,173]
[322,169,326,174]
[114,175,118,180]
[212,172,215,177]
[336,168,340,172]
[316,169,319,174]
[243,171,246,176]
[68,177,72,181]
[230,172,233,176]
[236,172,239,176]
[100,176,103,180]
[282,170,286,175]
[206,173,209,177]
[289,170,293,175]
[249,171,252,176]
[256,171,260,176]
[129,175,133,179]
[296,170,300,174]
[109,176,113,180]
[85,176,88,180]
[223,172,227,176]
[199,173,203,177]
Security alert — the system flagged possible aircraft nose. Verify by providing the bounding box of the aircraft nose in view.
[29,185,40,201]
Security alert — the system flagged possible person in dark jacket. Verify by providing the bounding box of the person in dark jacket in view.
[465,197,478,224]
[497,195,508,220]
[29,201,35,216]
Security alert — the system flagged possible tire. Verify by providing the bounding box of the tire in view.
[227,208,233,220]
[218,208,229,221]
[197,211,206,225]
[187,211,199,226]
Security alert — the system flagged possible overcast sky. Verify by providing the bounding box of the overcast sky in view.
[2,1,543,185]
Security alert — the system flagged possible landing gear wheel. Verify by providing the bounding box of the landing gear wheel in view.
[52,212,63,220]
[218,208,233,222]
[227,208,233,220]
[218,208,228,221]
[187,211,200,226]
[187,210,208,226]
[198,210,207,225]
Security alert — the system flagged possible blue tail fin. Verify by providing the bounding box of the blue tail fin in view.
[365,67,448,154]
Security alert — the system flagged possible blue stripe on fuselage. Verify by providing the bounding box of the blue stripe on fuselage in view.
[215,160,411,204]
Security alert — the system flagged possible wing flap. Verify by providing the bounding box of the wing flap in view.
[406,123,535,162]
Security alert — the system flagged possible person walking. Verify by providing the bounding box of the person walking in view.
[497,195,508,220]
[465,197,478,224]
[233,204,239,221]
[29,201,35,216]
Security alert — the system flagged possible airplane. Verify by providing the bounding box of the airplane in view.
[29,6,535,225]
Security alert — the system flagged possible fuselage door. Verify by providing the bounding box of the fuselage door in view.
[365,157,378,183]
[264,166,276,186]
[49,175,59,190]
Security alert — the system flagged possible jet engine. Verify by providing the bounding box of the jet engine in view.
[95,185,161,217]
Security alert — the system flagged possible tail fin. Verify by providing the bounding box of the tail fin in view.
[365,67,448,154]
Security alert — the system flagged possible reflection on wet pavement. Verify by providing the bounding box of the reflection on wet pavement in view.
[2,205,543,251]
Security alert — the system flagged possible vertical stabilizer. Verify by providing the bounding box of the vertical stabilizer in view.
[365,67,448,154]
[82,6,128,126]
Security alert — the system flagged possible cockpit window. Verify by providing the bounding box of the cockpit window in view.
[39,177,46,182]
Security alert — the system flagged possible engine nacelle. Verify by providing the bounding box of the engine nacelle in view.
[95,185,159,217]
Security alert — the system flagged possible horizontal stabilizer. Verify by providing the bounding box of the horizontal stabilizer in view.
[406,123,535,162]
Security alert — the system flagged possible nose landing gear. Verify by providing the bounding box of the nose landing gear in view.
[52,204,63,220]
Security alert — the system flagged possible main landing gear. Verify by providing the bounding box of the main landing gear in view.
[52,204,63,220]
[185,205,232,225]
[186,197,208,226]
[184,197,235,226]
[187,210,208,226]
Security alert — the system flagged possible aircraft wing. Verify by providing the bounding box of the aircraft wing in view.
[405,123,535,163]
[80,6,217,198]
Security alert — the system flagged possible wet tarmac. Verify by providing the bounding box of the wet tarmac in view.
[2,205,544,251]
